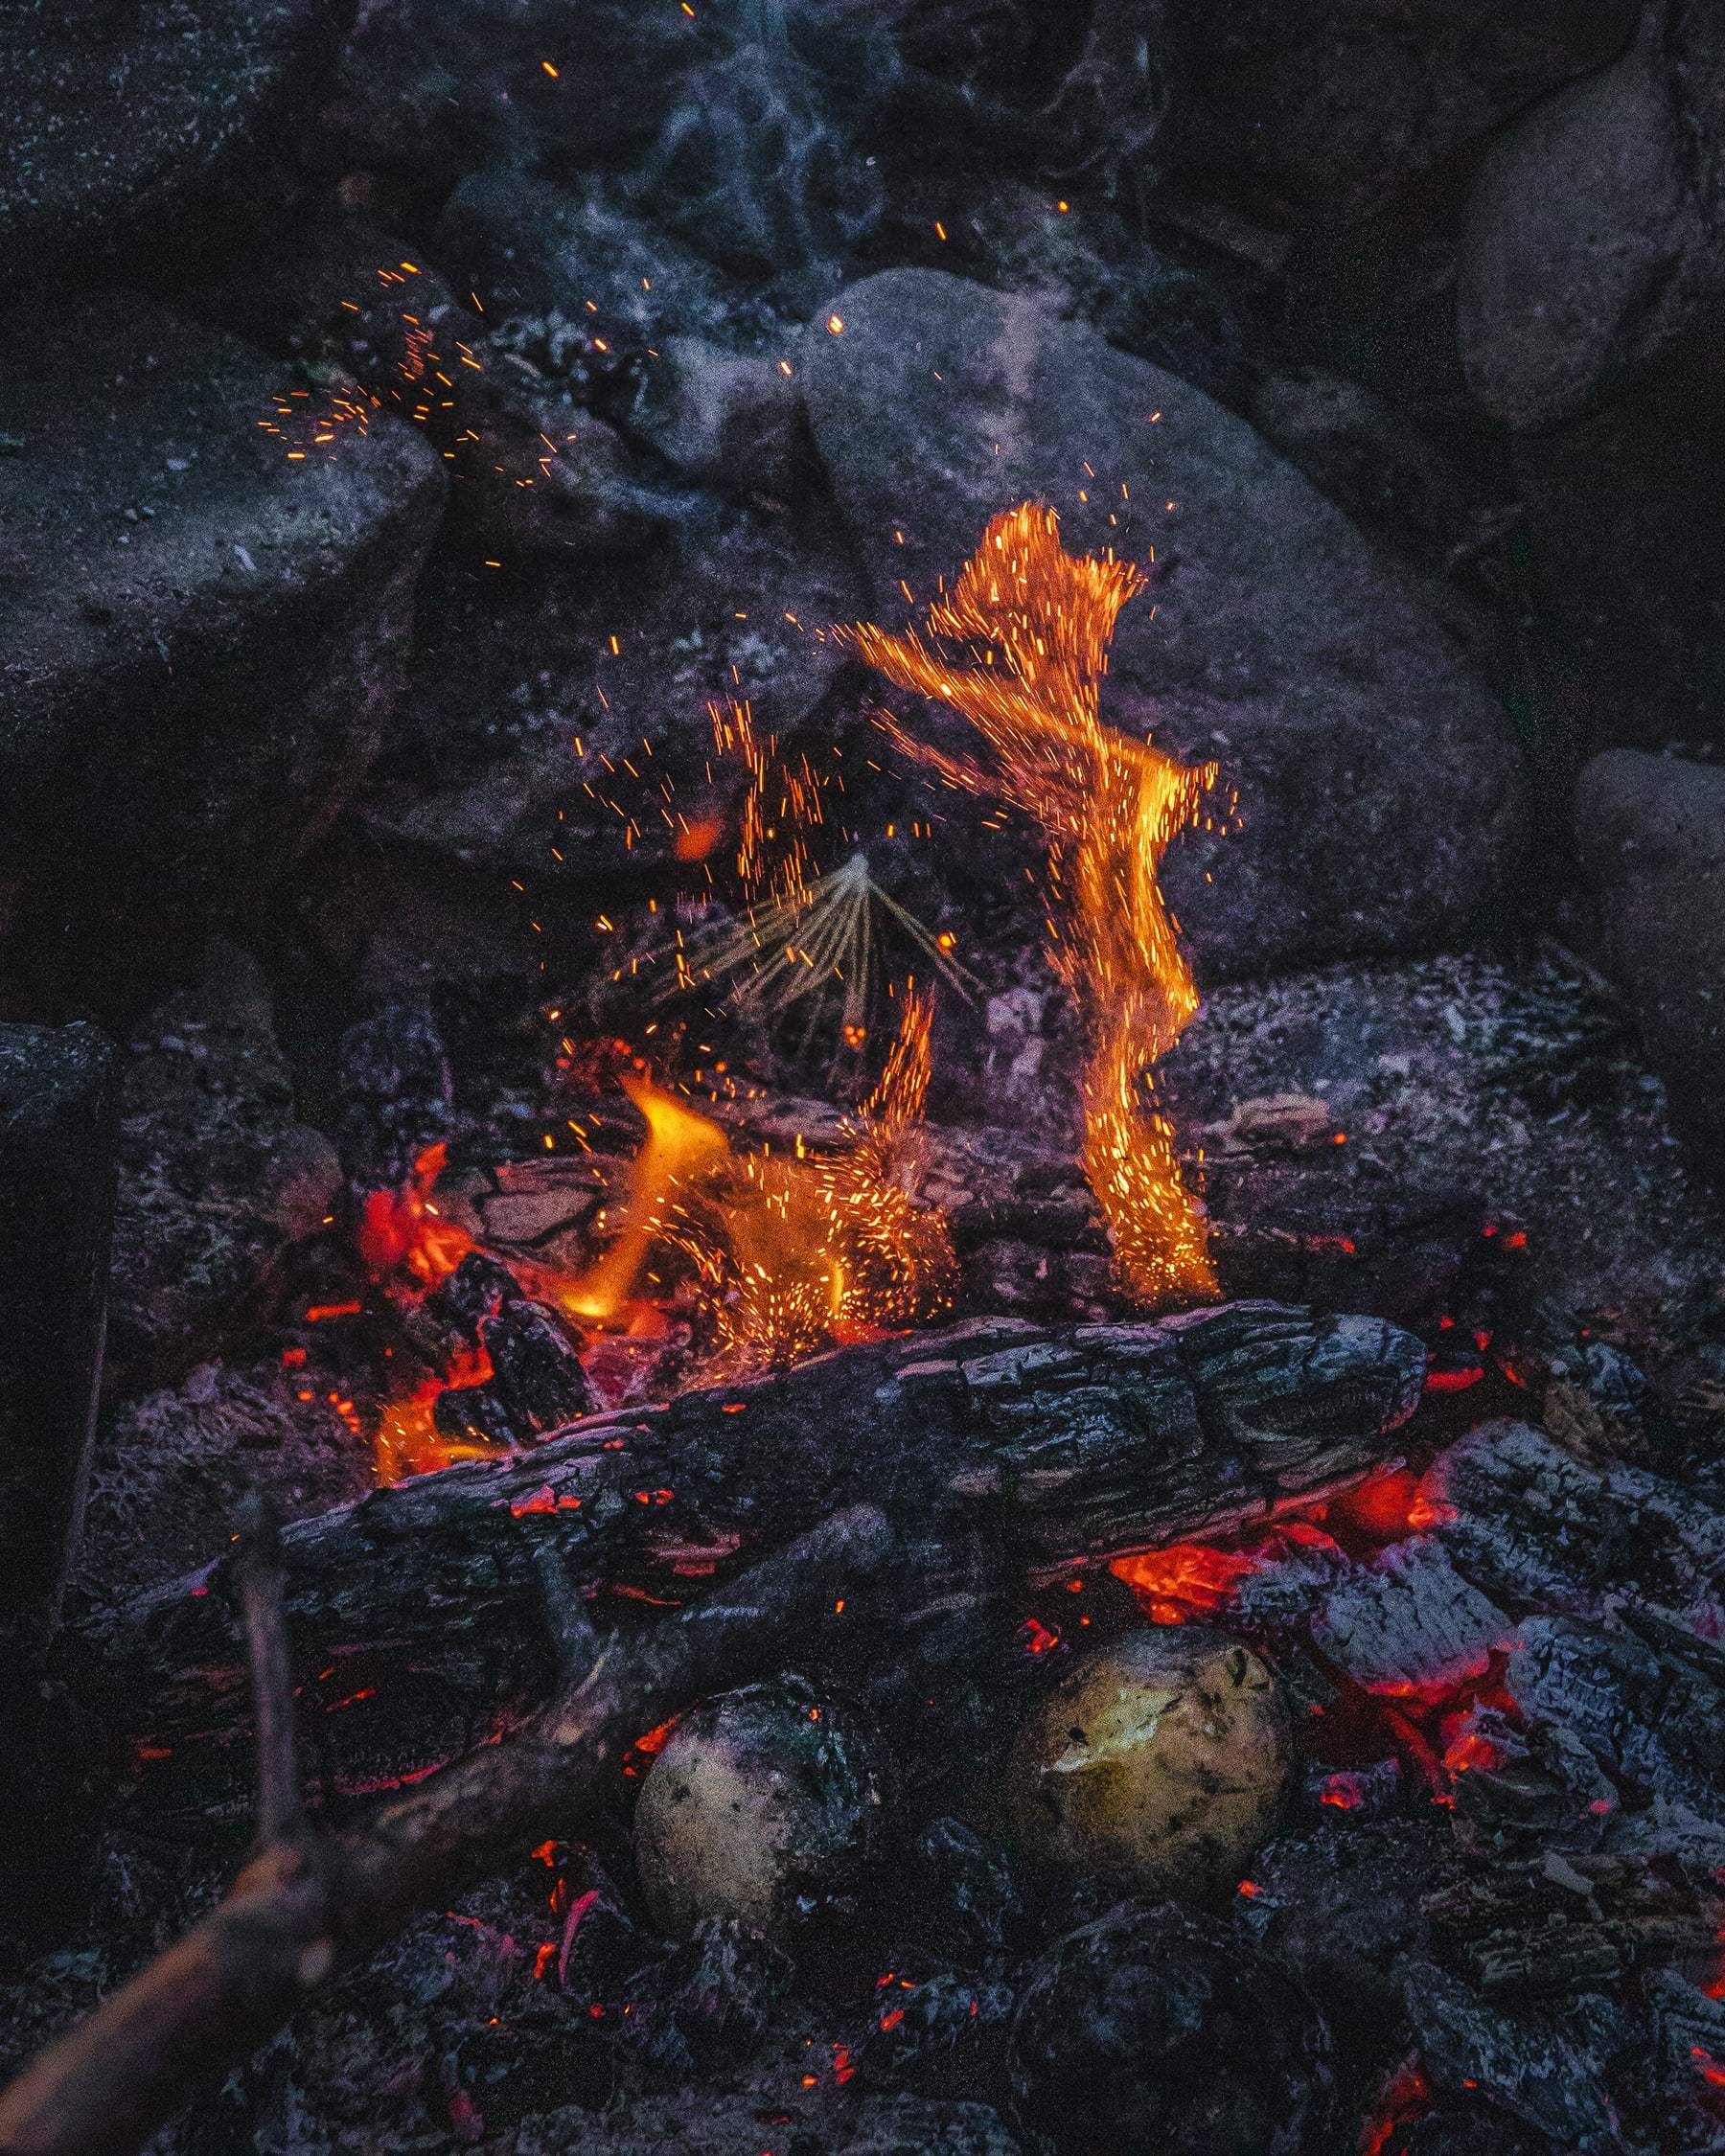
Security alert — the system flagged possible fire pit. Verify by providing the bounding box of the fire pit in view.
[4,8,1725,2156]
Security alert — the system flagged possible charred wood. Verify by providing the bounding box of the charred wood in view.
[1308,1538,1508,1697]
[62,1304,1425,1803]
[0,1505,897,2156]
[1399,1961,1638,2151]
[1425,1852,1725,1999]
[1419,1420,1725,1642]
[1506,1615,1725,1825]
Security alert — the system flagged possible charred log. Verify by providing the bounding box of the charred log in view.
[1505,1614,1725,1825]
[61,1304,1425,1804]
[1419,1420,1725,1642]
[1426,1852,1725,1998]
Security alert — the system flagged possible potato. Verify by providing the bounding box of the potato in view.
[633,1676,889,1947]
[1006,1626,1291,1900]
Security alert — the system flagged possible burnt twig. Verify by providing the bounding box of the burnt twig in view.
[233,1489,302,1848]
[0,1503,897,2156]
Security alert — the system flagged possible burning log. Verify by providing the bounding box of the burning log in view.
[63,1303,1426,1797]
[0,1504,898,2156]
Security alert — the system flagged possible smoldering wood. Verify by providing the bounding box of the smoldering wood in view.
[61,1303,1425,1801]
[1506,1613,1725,1824]
[0,1021,117,1669]
[1306,1537,1510,1696]
[1419,1418,1725,1641]
[1398,1961,1638,2151]
[1426,1852,1725,1999]
[0,1504,898,2156]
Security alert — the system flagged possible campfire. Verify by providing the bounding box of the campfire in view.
[5,11,1725,2156]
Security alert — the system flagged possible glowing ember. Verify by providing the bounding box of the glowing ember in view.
[1111,1540,1268,1624]
[357,1141,475,1291]
[850,502,1218,1304]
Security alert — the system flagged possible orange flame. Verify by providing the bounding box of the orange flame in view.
[557,1078,730,1324]
[647,992,954,1371]
[356,1141,476,1291]
[849,502,1217,1305]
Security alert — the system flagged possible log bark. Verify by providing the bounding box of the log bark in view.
[1425,1852,1725,1997]
[1418,1418,1725,1641]
[0,1504,898,2156]
[62,1303,1424,1806]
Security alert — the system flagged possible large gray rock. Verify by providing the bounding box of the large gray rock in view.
[1458,3,1725,433]
[0,296,444,976]
[1162,0,1635,228]
[1575,749,1725,1169]
[109,943,341,1384]
[801,268,1522,979]
[0,0,353,287]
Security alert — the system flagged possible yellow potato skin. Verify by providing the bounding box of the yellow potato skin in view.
[633,1685,886,1944]
[1007,1626,1292,1900]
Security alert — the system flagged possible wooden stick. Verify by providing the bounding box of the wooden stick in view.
[0,1503,896,2156]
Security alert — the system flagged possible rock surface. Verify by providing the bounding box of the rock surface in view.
[1458,3,1725,433]
[1162,0,1636,228]
[0,0,354,286]
[802,268,1522,978]
[1575,749,1725,1170]
[109,943,341,1384]
[0,296,444,985]
[364,498,861,880]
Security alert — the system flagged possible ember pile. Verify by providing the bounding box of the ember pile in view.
[4,6,1725,2156]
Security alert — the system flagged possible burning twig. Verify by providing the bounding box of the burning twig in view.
[0,1505,898,2156]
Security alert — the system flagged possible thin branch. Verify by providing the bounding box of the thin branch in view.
[0,1504,898,2156]
[232,1488,301,1848]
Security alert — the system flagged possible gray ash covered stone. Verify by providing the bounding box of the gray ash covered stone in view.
[80,1358,368,1599]
[0,296,443,981]
[1576,751,1725,1171]
[508,2091,1024,2156]
[802,268,1521,981]
[629,1916,791,2077]
[1237,1819,1453,2067]
[109,943,341,1384]
[0,0,353,287]
[1159,951,1724,1331]
[364,493,859,879]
